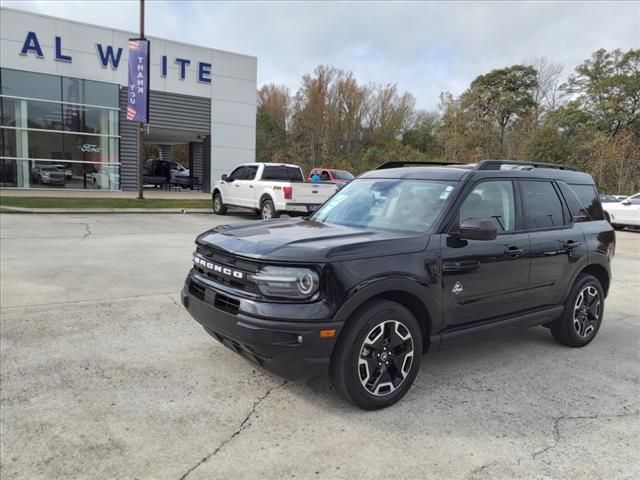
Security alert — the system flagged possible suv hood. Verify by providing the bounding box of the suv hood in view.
[197,218,430,262]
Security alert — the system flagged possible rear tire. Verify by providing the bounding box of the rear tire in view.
[330,299,422,410]
[213,192,227,215]
[261,198,280,220]
[550,273,604,347]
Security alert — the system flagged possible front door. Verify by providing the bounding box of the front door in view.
[441,179,530,327]
[234,165,259,208]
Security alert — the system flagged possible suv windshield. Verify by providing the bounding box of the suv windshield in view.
[311,178,456,233]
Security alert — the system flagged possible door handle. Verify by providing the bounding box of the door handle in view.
[235,184,240,188]
[563,240,582,249]
[249,185,254,188]
[504,246,525,258]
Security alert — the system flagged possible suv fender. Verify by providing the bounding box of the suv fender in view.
[333,277,439,351]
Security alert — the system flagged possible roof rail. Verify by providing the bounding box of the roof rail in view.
[375,160,463,170]
[477,160,580,172]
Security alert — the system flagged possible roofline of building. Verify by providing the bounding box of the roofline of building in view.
[0,6,258,61]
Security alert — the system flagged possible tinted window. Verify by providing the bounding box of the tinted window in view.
[521,181,567,229]
[459,180,516,232]
[569,184,604,220]
[558,182,590,222]
[228,167,246,180]
[27,100,63,130]
[262,166,304,182]
[244,165,258,180]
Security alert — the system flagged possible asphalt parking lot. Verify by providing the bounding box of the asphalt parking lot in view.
[1,213,638,480]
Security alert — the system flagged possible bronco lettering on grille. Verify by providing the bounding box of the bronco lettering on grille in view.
[193,256,244,279]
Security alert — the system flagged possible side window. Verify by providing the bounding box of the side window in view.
[320,171,330,181]
[244,166,258,180]
[521,180,567,229]
[228,167,245,181]
[557,182,590,222]
[459,180,516,233]
[568,184,604,220]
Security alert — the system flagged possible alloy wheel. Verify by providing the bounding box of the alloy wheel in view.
[262,202,273,219]
[358,320,414,396]
[573,285,600,338]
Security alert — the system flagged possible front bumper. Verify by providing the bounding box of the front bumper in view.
[181,273,343,381]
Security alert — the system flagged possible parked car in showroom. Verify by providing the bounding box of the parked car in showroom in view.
[308,168,354,187]
[603,193,640,229]
[31,164,65,186]
[184,160,614,410]
[212,163,339,219]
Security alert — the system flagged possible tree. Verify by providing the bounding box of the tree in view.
[256,84,290,163]
[461,65,538,155]
[564,48,640,137]
[401,110,444,158]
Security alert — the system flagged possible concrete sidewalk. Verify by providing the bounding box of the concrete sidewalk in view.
[0,188,210,200]
[0,206,213,214]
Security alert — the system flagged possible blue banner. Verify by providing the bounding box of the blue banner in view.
[127,39,149,122]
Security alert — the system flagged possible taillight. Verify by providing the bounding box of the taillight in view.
[283,186,292,200]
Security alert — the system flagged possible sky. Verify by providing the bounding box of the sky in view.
[2,0,639,110]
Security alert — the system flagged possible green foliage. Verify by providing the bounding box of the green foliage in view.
[256,49,640,191]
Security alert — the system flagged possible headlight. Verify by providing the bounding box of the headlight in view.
[250,266,320,299]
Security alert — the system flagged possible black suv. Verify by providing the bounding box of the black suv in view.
[181,160,614,410]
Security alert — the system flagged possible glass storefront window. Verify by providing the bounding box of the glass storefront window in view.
[0,158,120,190]
[1,96,17,127]
[62,77,119,108]
[27,100,63,130]
[1,68,120,191]
[1,128,17,157]
[1,69,61,101]
[27,130,63,160]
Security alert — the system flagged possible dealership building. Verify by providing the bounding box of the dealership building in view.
[0,7,257,192]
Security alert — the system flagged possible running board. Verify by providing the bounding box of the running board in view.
[433,305,564,346]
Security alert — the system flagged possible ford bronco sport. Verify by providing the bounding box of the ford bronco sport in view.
[182,160,614,410]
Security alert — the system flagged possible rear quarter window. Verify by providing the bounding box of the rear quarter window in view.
[262,166,304,182]
[567,184,604,220]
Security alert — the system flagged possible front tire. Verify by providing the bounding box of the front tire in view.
[330,299,422,410]
[550,273,604,347]
[213,192,227,215]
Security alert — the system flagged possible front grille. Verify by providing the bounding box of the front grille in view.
[188,281,206,301]
[194,245,261,295]
[214,293,240,315]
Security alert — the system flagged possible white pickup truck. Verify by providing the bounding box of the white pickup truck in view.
[212,163,339,219]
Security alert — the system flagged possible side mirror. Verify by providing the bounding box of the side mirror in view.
[622,199,631,205]
[459,218,497,241]
[221,174,228,182]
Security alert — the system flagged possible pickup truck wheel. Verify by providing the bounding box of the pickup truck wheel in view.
[550,273,604,347]
[261,199,280,220]
[330,299,421,410]
[213,192,227,215]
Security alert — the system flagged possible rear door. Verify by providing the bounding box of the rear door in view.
[441,179,530,326]
[520,179,587,310]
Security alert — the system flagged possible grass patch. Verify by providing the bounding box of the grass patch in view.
[0,196,212,209]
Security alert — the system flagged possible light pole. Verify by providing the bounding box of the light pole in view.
[137,0,145,200]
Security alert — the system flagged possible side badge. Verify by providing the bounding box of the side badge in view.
[452,281,463,295]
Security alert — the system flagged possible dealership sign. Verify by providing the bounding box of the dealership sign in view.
[127,39,150,122]
[19,31,213,83]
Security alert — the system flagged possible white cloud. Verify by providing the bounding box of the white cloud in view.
[2,0,639,109]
